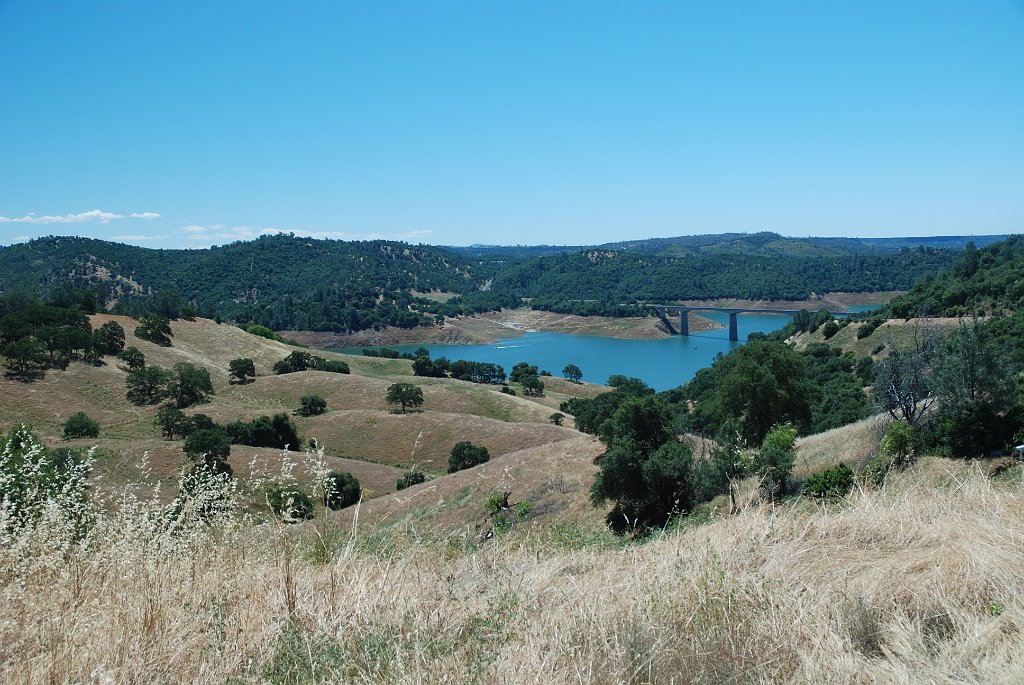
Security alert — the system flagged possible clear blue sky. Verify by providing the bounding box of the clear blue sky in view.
[1,1,1022,248]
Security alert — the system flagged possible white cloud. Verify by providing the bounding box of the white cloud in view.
[111,234,168,241]
[0,208,162,225]
[181,225,259,242]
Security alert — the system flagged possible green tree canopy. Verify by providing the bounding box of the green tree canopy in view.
[63,412,100,440]
[125,365,171,405]
[94,321,126,355]
[296,394,327,417]
[134,315,173,346]
[690,340,815,444]
[116,346,145,371]
[590,396,694,534]
[166,362,214,409]
[228,357,256,384]
[2,338,46,381]
[562,363,583,383]
[323,470,361,510]
[183,428,231,467]
[386,382,424,413]
[448,441,490,473]
[266,483,314,522]
[754,424,797,501]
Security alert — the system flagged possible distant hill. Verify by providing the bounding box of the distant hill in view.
[0,231,978,331]
[449,231,1009,258]
[884,235,1024,318]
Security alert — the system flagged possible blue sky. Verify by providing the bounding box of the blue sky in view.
[1,1,1022,249]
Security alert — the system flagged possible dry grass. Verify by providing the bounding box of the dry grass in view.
[3,456,1022,684]
[794,413,888,477]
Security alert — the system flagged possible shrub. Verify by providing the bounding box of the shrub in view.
[183,428,231,466]
[62,412,100,440]
[245,324,277,340]
[803,463,855,499]
[822,320,840,340]
[500,386,516,396]
[125,365,171,405]
[754,424,797,500]
[116,346,145,370]
[322,471,360,510]
[266,484,314,522]
[549,412,565,426]
[273,351,349,375]
[134,315,173,346]
[228,357,256,384]
[226,413,301,450]
[880,421,915,468]
[0,425,93,532]
[386,383,424,413]
[94,321,126,355]
[396,470,426,490]
[166,362,214,408]
[448,441,490,473]
[296,395,327,417]
[155,405,188,439]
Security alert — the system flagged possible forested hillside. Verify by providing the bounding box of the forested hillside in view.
[493,247,955,315]
[0,232,963,331]
[884,237,1024,318]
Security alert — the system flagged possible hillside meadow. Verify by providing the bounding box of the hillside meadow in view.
[2,314,1023,683]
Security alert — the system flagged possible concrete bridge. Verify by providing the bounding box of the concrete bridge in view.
[651,305,853,341]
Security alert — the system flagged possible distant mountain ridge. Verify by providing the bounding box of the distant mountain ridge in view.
[448,231,1009,258]
[0,230,980,332]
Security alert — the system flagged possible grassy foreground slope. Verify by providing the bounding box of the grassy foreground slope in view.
[3,454,1021,683]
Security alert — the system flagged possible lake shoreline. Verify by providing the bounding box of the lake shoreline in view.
[284,291,901,350]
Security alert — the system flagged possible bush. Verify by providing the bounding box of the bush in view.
[448,441,490,473]
[803,463,855,499]
[549,412,564,426]
[183,428,231,465]
[880,421,915,468]
[226,413,302,450]
[386,382,424,412]
[134,315,173,346]
[228,357,256,384]
[166,362,214,408]
[296,394,327,417]
[125,365,171,405]
[116,346,145,370]
[245,324,277,340]
[266,484,314,522]
[323,471,360,510]
[396,470,426,490]
[273,351,349,375]
[62,412,100,440]
[822,320,840,340]
[1,425,93,531]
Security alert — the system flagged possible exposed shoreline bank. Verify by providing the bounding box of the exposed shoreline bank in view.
[284,291,901,350]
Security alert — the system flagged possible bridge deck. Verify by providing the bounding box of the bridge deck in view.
[649,304,854,340]
[653,304,853,316]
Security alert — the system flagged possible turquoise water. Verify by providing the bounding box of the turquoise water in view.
[337,311,797,392]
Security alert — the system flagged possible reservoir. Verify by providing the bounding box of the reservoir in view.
[340,311,800,392]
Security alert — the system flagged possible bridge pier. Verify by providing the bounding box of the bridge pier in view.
[679,310,689,336]
[729,313,738,342]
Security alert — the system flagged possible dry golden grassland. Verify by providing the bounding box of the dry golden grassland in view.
[2,454,1022,684]
[0,316,598,498]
